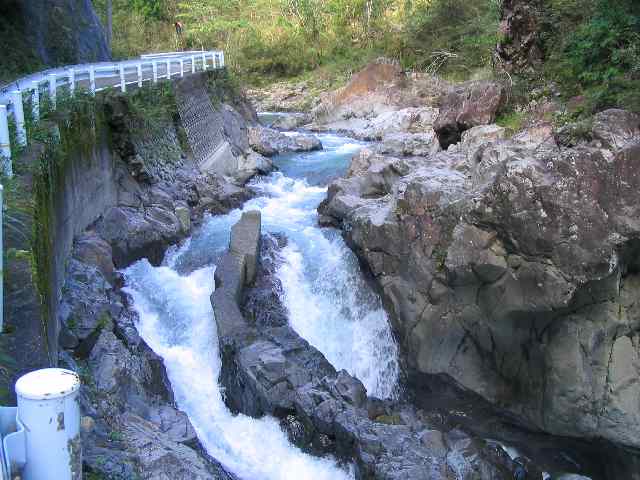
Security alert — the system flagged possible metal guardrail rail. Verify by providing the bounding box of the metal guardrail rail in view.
[0,50,225,178]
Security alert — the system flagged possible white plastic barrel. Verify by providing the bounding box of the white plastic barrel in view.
[15,368,81,480]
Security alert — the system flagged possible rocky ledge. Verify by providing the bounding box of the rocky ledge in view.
[211,211,547,479]
[316,61,640,478]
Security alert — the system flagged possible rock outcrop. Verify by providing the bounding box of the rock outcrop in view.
[433,80,506,148]
[211,212,545,479]
[14,0,110,67]
[247,81,318,113]
[319,109,640,475]
[311,59,448,134]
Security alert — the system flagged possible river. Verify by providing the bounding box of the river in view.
[121,131,401,479]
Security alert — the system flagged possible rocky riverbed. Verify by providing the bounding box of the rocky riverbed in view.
[27,58,640,479]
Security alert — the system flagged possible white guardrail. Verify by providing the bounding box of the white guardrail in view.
[0,50,225,178]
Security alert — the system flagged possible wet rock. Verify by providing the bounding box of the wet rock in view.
[248,126,322,156]
[242,233,289,328]
[235,151,274,184]
[97,205,181,268]
[122,413,232,480]
[73,231,117,284]
[434,80,506,148]
[213,214,534,479]
[175,205,192,234]
[57,258,116,346]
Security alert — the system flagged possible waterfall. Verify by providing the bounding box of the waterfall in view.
[123,131,400,479]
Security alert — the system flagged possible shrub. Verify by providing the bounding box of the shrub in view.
[399,0,500,76]
[544,0,640,113]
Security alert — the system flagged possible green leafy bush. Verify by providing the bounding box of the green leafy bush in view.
[398,0,500,76]
[544,0,640,113]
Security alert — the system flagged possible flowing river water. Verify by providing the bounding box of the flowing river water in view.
[121,131,401,479]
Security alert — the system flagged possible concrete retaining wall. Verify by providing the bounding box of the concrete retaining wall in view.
[45,134,118,361]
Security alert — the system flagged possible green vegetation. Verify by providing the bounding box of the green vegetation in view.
[92,0,638,115]
[542,0,640,113]
[496,110,528,137]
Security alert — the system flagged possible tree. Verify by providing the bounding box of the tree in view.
[106,0,112,53]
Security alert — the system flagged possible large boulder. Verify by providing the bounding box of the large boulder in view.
[247,126,322,156]
[97,204,182,268]
[319,108,640,468]
[434,81,506,149]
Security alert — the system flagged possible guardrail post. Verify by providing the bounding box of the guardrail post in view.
[137,62,143,87]
[48,73,57,109]
[10,91,26,147]
[0,106,12,177]
[152,61,158,83]
[31,81,40,121]
[191,55,196,74]
[68,68,75,96]
[180,59,184,78]
[202,52,207,71]
[166,59,171,79]
[119,64,126,92]
[89,66,96,94]
[221,51,225,68]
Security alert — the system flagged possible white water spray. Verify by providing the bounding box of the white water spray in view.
[122,131,400,479]
[123,262,352,480]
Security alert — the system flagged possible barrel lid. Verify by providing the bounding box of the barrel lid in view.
[15,368,80,400]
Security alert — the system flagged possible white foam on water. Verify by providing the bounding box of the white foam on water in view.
[123,261,353,480]
[122,132,400,478]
